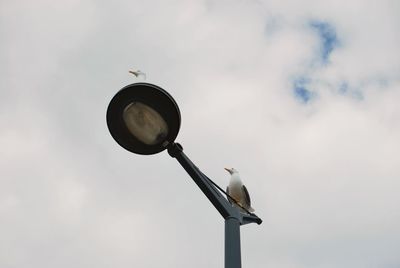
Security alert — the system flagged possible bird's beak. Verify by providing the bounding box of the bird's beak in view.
[224,167,232,174]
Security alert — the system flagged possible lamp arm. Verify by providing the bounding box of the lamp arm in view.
[167,143,237,220]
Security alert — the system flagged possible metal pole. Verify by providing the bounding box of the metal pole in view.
[225,217,241,268]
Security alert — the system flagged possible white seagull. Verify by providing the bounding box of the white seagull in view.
[129,70,146,80]
[225,167,255,213]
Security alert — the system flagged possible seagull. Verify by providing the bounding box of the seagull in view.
[225,167,255,213]
[129,70,146,80]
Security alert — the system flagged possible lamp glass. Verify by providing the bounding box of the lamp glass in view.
[122,101,169,145]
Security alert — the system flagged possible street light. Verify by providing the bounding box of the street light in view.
[107,83,181,155]
[107,82,262,268]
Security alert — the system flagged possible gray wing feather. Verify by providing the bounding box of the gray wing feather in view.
[242,185,251,207]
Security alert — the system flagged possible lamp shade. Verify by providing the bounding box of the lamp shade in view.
[106,83,181,155]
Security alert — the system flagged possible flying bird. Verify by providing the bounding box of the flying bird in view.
[129,70,146,80]
[225,167,255,213]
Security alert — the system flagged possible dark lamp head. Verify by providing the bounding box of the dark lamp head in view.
[107,83,181,155]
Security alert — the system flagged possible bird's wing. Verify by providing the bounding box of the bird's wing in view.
[226,186,234,204]
[242,185,251,207]
[129,70,139,76]
[130,70,146,79]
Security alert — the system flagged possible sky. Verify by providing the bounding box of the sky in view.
[1,0,399,267]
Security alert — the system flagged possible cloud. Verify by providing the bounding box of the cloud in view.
[1,0,400,267]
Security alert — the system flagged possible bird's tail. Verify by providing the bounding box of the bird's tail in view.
[248,206,255,213]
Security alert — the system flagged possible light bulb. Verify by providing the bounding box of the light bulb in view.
[123,102,169,145]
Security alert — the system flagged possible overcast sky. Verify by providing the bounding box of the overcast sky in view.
[1,0,400,267]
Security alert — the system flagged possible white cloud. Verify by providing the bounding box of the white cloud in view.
[1,0,399,267]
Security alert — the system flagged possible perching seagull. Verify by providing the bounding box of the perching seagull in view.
[129,70,146,80]
[225,167,255,213]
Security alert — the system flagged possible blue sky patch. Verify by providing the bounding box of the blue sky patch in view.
[310,21,339,63]
[338,82,349,94]
[338,81,364,100]
[293,77,314,103]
